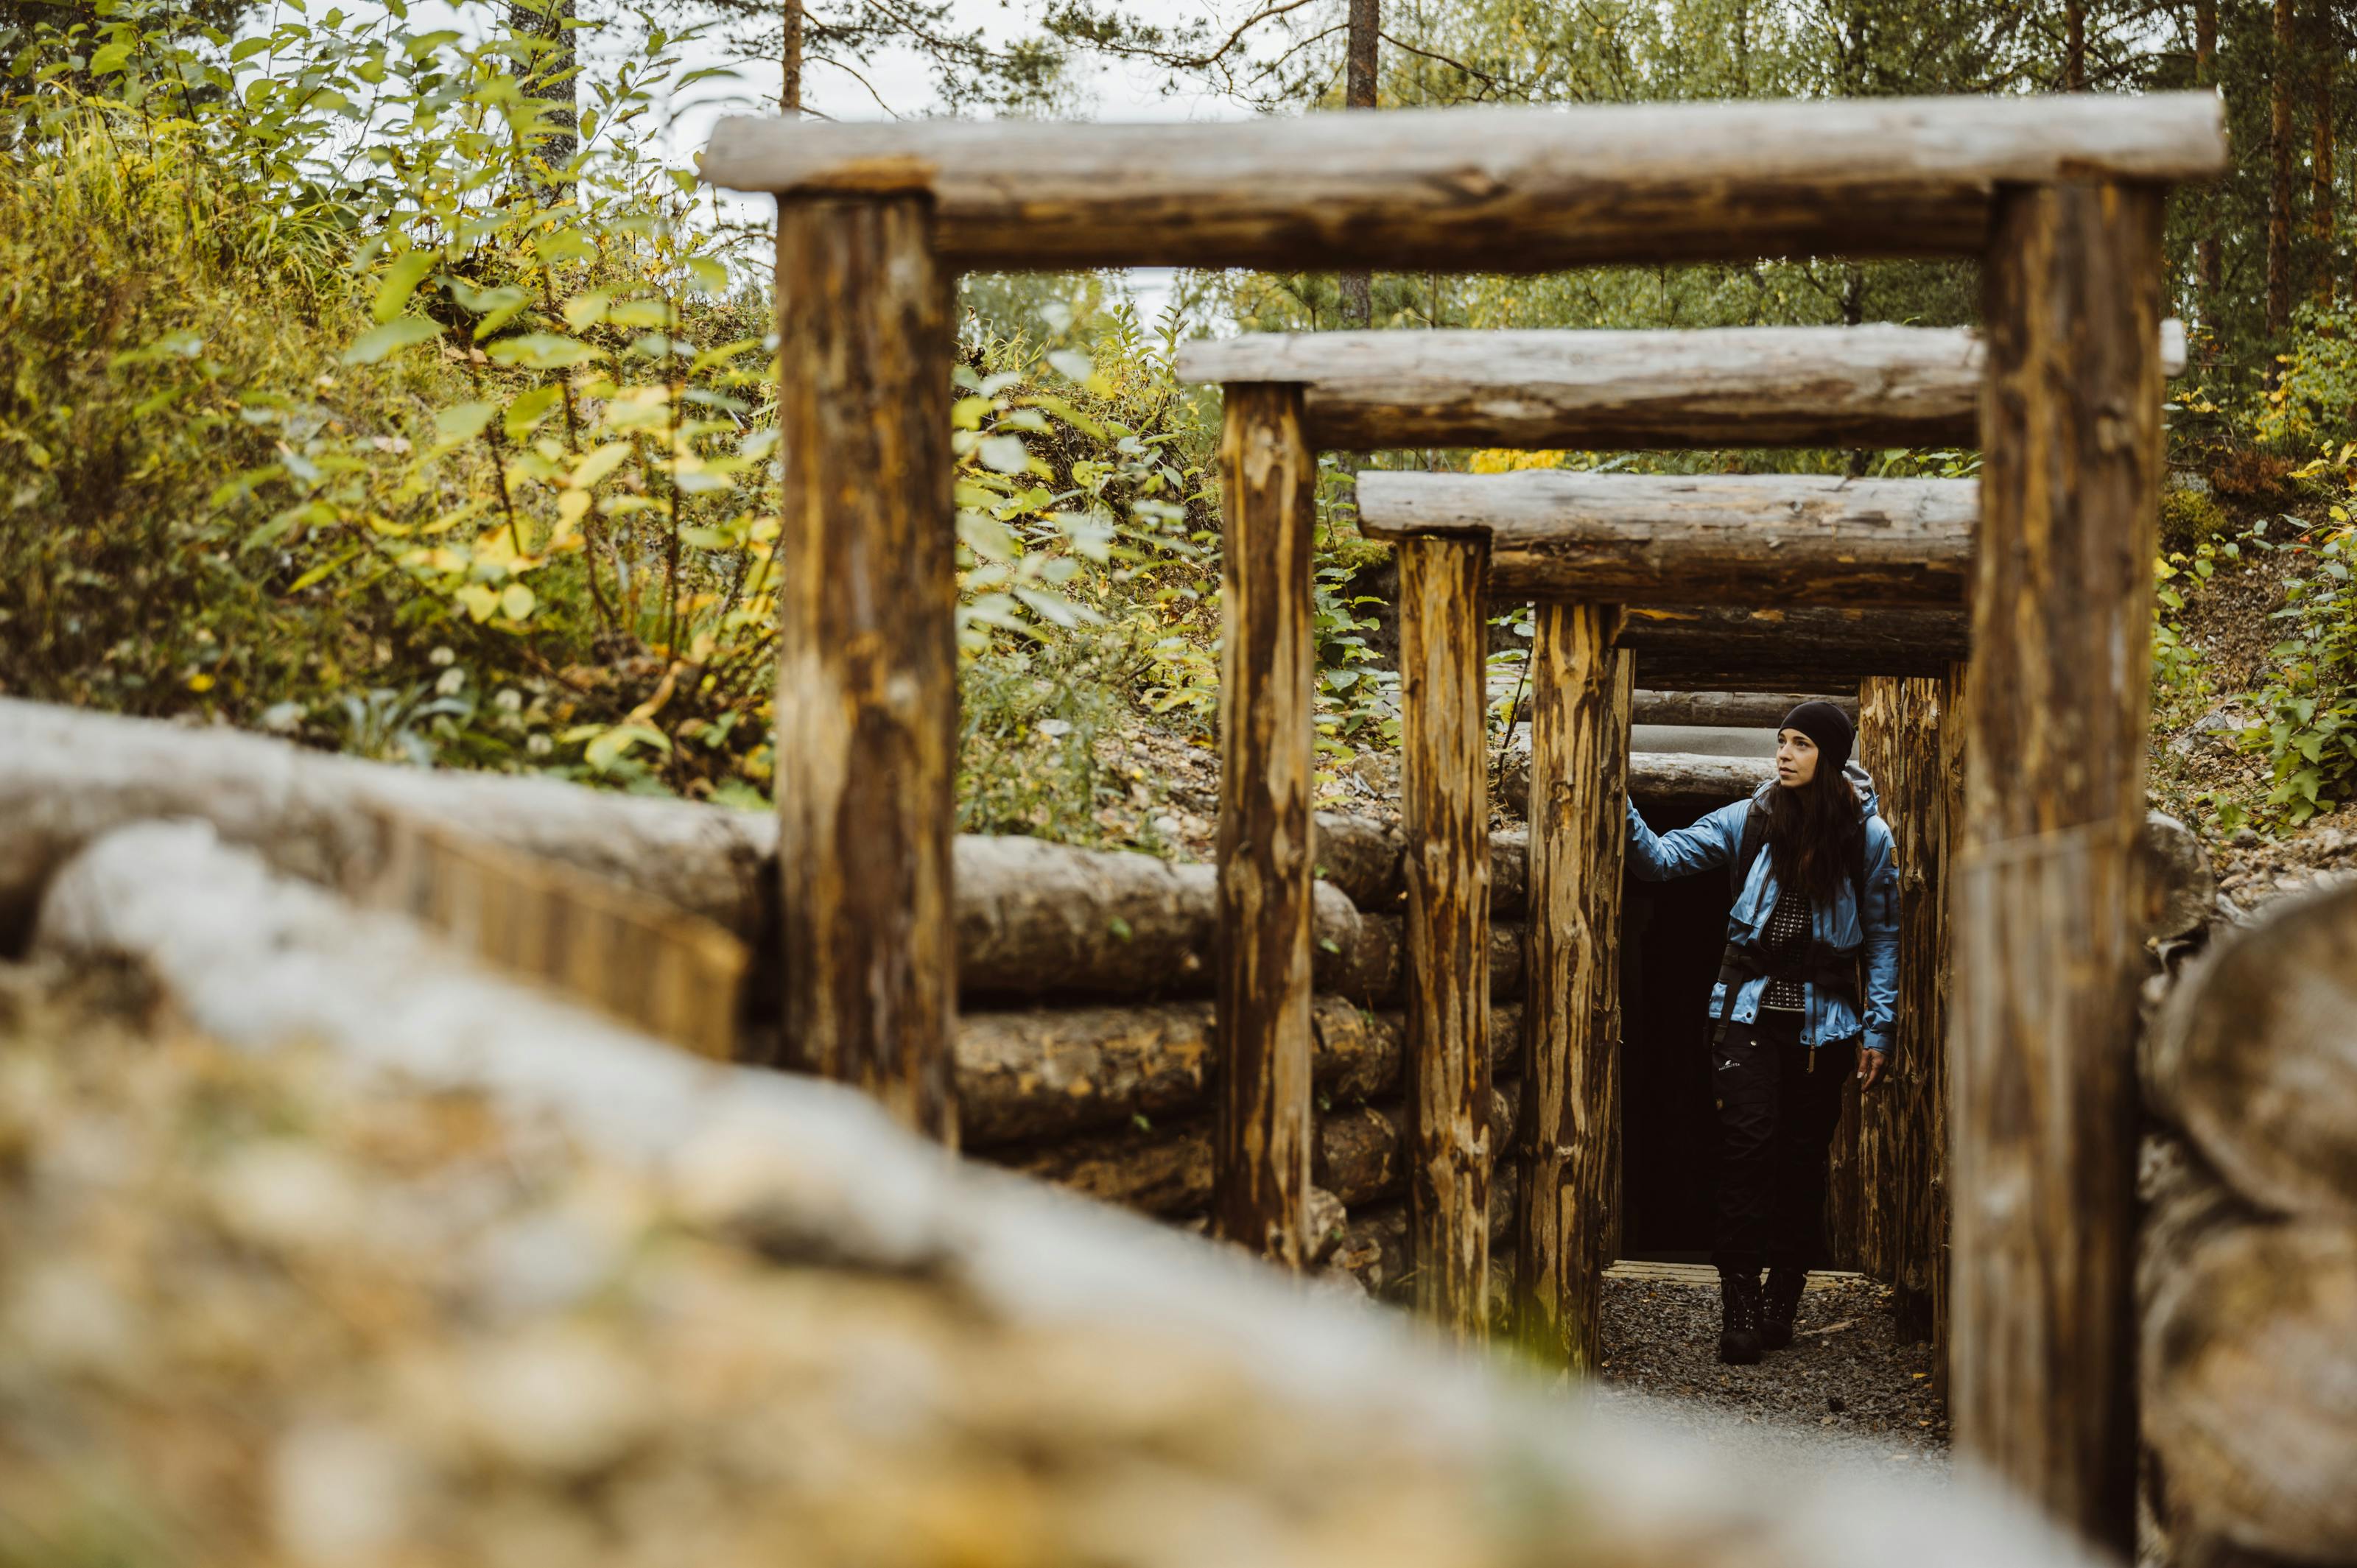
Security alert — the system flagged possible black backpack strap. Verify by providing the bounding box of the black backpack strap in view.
[1729,795,1769,904]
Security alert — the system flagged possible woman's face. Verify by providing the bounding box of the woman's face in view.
[1775,728,1820,788]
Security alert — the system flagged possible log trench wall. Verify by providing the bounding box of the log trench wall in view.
[706,95,2227,1554]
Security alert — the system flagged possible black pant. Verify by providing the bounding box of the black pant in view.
[1710,1010,1857,1277]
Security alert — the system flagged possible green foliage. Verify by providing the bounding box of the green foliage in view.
[2159,486,2232,556]
[2252,499,2357,824]
[2255,303,2357,456]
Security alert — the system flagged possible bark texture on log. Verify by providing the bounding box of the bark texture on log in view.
[1357,471,1975,607]
[1178,324,2188,453]
[1620,606,1970,685]
[773,194,957,1140]
[1854,675,1955,1343]
[1502,745,1770,819]
[1632,690,1855,729]
[365,811,747,1063]
[1003,1083,1520,1218]
[700,95,2227,271]
[1514,603,1631,1371]
[1953,180,2165,1551]
[1398,535,1494,1340]
[1213,382,1318,1265]
[2146,877,2357,1223]
[2143,1215,2357,1563]
[1185,326,1986,449]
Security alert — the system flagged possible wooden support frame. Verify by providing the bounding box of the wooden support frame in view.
[1514,605,1631,1372]
[716,98,2220,1546]
[1952,180,2165,1551]
[773,193,958,1141]
[1397,535,1494,1340]
[1356,471,1976,605]
[1210,384,1318,1265]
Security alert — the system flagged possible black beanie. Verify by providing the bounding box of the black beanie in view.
[1780,700,1854,773]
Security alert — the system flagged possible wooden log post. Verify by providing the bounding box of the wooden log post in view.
[1397,535,1494,1341]
[1855,673,1955,1341]
[1952,180,2165,1550]
[1212,383,1318,1265]
[1514,603,1631,1372]
[774,194,958,1140]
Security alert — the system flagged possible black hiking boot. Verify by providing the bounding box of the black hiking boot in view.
[1717,1270,1763,1365]
[1760,1267,1806,1351]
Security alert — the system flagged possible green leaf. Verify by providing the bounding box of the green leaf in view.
[499,582,537,620]
[343,316,440,365]
[504,384,561,442]
[561,289,614,331]
[606,299,670,329]
[372,250,439,324]
[435,401,497,442]
[88,40,132,74]
[977,435,1030,475]
[571,442,631,489]
[454,584,500,622]
[684,256,729,295]
[957,510,1018,562]
[485,333,600,370]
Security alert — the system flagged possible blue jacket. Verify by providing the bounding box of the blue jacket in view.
[1624,761,1900,1058]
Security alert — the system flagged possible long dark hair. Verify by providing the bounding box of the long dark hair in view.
[1766,767,1864,909]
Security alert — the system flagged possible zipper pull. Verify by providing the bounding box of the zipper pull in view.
[1807,1048,1816,1075]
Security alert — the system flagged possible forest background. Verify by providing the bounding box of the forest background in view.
[4,0,2354,847]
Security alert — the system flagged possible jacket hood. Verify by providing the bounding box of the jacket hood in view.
[1749,759,1881,821]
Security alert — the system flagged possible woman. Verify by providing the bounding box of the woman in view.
[1626,700,1898,1365]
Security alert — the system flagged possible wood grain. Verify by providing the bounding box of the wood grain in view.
[1855,674,1956,1345]
[1950,181,2165,1551]
[2146,876,2357,1223]
[773,195,958,1141]
[1513,603,1631,1371]
[1357,470,1975,605]
[1398,535,1494,1341]
[1212,384,1318,1266]
[1177,323,2188,451]
[1633,690,1856,728]
[702,95,2227,270]
[1619,605,1970,685]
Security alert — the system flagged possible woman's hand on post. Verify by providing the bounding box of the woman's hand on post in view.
[1857,1050,1888,1091]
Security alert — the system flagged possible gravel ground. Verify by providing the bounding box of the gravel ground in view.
[1592,1273,1950,1474]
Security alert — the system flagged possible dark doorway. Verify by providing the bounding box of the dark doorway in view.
[1618,792,1744,1261]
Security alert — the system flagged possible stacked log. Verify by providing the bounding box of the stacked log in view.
[2140,878,2357,1568]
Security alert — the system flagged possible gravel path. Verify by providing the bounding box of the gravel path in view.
[1592,1272,1950,1474]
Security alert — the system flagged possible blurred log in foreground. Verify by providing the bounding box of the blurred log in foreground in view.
[2141,880,2357,1567]
[20,815,2101,1568]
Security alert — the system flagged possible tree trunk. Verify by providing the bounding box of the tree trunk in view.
[1212,383,1318,1266]
[2271,0,2297,351]
[782,0,802,113]
[1513,604,1631,1373]
[1955,181,2165,1552]
[2314,12,2336,306]
[1338,0,1378,330]
[2065,0,2087,91]
[1398,535,1494,1341]
[773,194,957,1141]
[2196,0,2221,336]
[507,0,578,175]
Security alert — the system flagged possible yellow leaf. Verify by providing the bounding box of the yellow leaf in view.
[186,672,215,692]
[454,584,499,622]
[501,583,537,620]
[558,489,594,528]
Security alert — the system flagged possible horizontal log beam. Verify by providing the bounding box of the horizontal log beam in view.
[1178,323,2186,451]
[1357,471,1975,605]
[1620,606,1970,683]
[1633,689,1856,728]
[700,95,2226,272]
